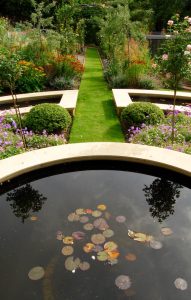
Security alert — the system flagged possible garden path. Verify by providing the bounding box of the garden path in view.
[69,48,124,143]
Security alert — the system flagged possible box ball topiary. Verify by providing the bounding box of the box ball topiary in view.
[121,102,165,129]
[25,103,72,133]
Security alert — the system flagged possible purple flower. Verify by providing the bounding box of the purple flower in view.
[12,120,17,129]
[4,141,11,145]
[16,141,23,148]
[166,146,172,150]
[42,129,47,136]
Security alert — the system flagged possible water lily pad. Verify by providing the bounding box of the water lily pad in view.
[28,266,45,280]
[92,210,102,218]
[104,212,111,220]
[83,223,94,231]
[150,239,163,250]
[76,208,85,215]
[116,215,126,223]
[62,246,74,256]
[103,229,114,238]
[65,256,76,271]
[115,275,131,290]
[30,216,38,221]
[91,234,106,245]
[72,231,85,240]
[128,230,153,243]
[97,251,108,261]
[108,258,118,266]
[97,204,107,211]
[174,278,188,290]
[125,253,137,261]
[65,256,81,272]
[68,213,80,222]
[74,257,81,268]
[79,262,90,271]
[79,216,89,224]
[63,236,74,245]
[83,243,95,253]
[161,227,173,236]
[56,231,63,241]
[93,218,109,231]
[104,241,118,252]
[85,209,93,214]
[107,250,120,259]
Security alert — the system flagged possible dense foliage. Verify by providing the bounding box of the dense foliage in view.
[25,103,72,133]
[125,111,191,154]
[0,111,67,160]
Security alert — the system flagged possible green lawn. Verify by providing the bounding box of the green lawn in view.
[69,48,124,143]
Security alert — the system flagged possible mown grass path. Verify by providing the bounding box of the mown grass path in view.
[69,48,124,143]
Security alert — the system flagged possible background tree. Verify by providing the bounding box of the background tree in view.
[143,178,182,223]
[6,183,47,223]
[157,15,191,143]
[150,0,191,31]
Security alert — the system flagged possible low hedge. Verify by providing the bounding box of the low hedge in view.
[121,102,165,128]
[25,103,72,133]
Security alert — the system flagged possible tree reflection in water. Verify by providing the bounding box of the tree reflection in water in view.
[6,183,47,223]
[143,178,182,223]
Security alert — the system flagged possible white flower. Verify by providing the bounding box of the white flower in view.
[188,17,191,24]
[184,51,190,55]
[186,44,191,51]
[167,20,174,26]
[162,54,168,60]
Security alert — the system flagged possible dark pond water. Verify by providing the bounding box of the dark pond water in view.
[0,163,191,300]
[132,96,191,106]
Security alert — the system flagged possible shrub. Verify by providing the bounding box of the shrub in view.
[25,103,72,133]
[17,60,46,93]
[121,102,165,128]
[138,76,159,90]
[49,76,74,89]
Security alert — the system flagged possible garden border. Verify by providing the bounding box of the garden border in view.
[0,142,190,184]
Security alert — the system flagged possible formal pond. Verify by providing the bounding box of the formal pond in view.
[0,162,190,300]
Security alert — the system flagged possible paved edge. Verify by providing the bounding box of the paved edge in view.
[0,143,190,183]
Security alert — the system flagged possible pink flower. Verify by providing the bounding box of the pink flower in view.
[186,45,191,51]
[188,18,191,24]
[167,20,174,26]
[162,54,168,60]
[184,16,189,20]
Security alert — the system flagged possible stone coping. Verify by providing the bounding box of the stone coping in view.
[0,90,79,116]
[0,90,64,105]
[0,143,190,184]
[112,89,191,114]
[126,89,191,100]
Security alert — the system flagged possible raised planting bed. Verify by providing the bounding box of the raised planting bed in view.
[112,89,191,115]
[0,90,79,116]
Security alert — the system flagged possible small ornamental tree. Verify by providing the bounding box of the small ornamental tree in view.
[157,15,191,143]
[0,50,27,149]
